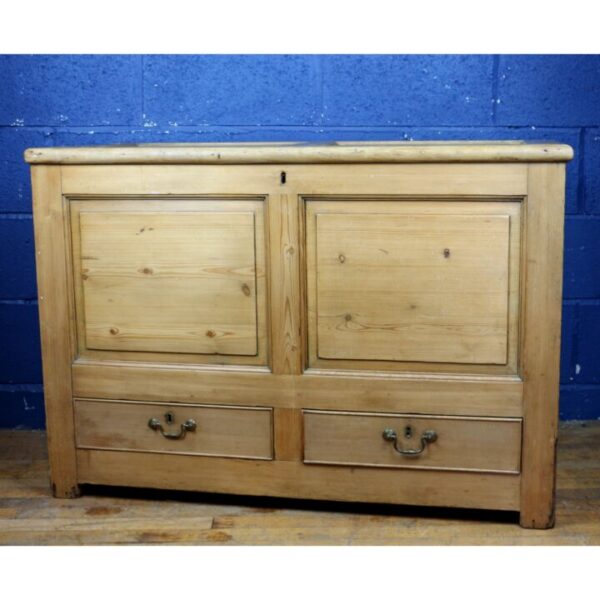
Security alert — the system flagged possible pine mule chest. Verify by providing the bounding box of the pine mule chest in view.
[25,141,573,529]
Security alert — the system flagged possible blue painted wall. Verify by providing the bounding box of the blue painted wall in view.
[1,54,599,428]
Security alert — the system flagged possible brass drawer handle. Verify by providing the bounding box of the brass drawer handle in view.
[382,428,437,457]
[148,416,197,440]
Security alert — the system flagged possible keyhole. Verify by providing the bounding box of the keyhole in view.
[165,412,175,425]
[404,425,413,439]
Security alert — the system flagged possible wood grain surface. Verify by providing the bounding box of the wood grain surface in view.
[313,212,510,364]
[24,141,574,164]
[28,150,569,529]
[74,399,273,460]
[303,410,521,473]
[0,422,596,545]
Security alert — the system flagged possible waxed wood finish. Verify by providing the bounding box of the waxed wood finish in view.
[31,166,80,499]
[76,450,520,511]
[519,164,566,529]
[69,198,268,366]
[71,361,525,417]
[74,399,273,460]
[313,212,510,365]
[303,410,522,473]
[27,142,570,529]
[305,199,523,375]
[267,193,303,374]
[77,209,258,355]
[58,164,530,197]
[24,140,574,164]
[274,408,303,461]
[0,423,596,545]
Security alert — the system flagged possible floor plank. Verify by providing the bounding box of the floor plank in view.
[0,422,598,545]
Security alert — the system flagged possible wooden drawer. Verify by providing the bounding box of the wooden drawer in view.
[74,399,273,460]
[303,410,521,474]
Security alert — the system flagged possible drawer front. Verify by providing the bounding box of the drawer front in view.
[74,399,273,460]
[303,410,521,474]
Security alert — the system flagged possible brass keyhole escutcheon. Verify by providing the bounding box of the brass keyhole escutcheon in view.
[404,425,413,439]
[165,411,175,425]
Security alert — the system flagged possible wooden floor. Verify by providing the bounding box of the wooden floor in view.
[0,421,598,545]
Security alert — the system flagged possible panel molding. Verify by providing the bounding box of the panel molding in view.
[305,198,523,376]
[68,197,269,367]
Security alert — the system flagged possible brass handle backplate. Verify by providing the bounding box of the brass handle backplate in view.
[382,427,437,457]
[148,415,197,440]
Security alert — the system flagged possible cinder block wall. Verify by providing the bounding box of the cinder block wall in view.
[1,55,598,427]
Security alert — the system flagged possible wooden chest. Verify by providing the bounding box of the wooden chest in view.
[25,141,572,529]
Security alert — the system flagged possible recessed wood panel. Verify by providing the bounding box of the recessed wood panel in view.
[308,203,516,368]
[74,399,273,460]
[303,410,522,474]
[70,199,267,363]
